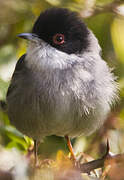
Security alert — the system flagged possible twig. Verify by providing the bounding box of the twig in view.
[79,140,124,174]
[93,0,124,16]
[80,0,124,18]
[0,170,13,180]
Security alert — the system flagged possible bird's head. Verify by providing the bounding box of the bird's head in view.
[18,8,101,70]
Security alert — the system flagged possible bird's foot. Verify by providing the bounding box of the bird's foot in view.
[40,159,55,167]
[26,140,40,167]
[69,153,84,170]
[71,140,110,175]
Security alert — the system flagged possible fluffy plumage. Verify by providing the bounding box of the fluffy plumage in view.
[6,8,118,140]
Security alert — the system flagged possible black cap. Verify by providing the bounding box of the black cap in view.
[32,8,89,54]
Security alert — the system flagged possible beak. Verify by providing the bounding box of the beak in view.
[17,33,39,42]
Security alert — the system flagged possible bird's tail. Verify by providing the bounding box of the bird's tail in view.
[0,100,7,112]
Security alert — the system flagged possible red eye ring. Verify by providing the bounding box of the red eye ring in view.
[53,33,65,45]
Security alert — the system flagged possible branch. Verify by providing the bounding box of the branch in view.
[93,0,124,16]
[0,170,13,180]
[79,140,124,174]
[80,0,124,18]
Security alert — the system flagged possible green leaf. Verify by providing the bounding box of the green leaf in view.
[0,125,29,150]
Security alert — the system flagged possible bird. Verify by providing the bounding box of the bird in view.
[6,8,118,164]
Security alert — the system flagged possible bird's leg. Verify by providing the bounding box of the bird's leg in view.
[65,135,76,161]
[34,139,39,166]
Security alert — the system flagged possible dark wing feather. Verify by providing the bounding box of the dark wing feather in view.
[7,54,26,97]
[0,100,7,112]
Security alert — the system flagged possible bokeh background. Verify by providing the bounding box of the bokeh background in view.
[0,0,124,179]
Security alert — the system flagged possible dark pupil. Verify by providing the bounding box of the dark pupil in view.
[56,35,63,42]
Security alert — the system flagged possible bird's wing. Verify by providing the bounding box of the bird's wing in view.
[6,54,26,97]
[0,100,7,112]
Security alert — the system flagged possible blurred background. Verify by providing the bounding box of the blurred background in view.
[0,0,124,178]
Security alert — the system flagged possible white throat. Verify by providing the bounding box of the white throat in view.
[25,41,80,71]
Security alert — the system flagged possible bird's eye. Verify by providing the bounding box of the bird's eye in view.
[53,33,65,45]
